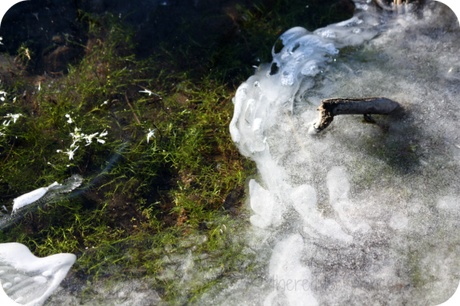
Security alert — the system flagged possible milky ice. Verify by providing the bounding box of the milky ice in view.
[225,1,460,305]
[0,243,75,306]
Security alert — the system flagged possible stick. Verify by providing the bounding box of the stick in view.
[125,94,141,125]
[312,97,400,132]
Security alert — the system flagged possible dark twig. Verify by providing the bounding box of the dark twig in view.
[311,97,400,133]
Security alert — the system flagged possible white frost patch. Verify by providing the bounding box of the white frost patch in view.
[389,213,409,231]
[249,179,282,229]
[266,234,318,306]
[291,184,353,243]
[437,196,460,214]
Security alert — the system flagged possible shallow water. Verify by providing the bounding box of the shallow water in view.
[1,0,460,305]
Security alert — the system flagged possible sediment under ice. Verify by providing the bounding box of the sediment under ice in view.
[226,0,460,305]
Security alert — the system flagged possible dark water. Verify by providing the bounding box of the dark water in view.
[0,0,271,74]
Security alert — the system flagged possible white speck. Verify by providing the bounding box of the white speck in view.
[83,132,99,146]
[60,146,79,160]
[139,89,161,98]
[147,128,156,143]
[65,114,73,124]
[4,113,23,123]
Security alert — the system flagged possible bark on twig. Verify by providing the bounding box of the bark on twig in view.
[312,97,400,132]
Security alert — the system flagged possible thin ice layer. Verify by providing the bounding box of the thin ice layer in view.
[12,182,60,213]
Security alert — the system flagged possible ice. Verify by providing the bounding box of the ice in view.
[326,167,349,203]
[9,174,83,215]
[249,179,283,229]
[12,182,60,213]
[388,212,409,231]
[0,243,75,306]
[46,278,162,306]
[225,0,460,305]
[265,234,317,306]
[291,184,353,243]
[437,196,460,214]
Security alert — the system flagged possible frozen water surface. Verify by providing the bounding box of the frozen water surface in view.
[2,0,460,305]
[225,1,460,305]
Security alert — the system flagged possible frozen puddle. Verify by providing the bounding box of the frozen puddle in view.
[222,1,460,305]
[4,1,460,305]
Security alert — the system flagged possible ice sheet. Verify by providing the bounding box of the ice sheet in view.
[226,0,460,305]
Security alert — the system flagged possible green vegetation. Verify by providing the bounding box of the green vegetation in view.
[0,0,354,303]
